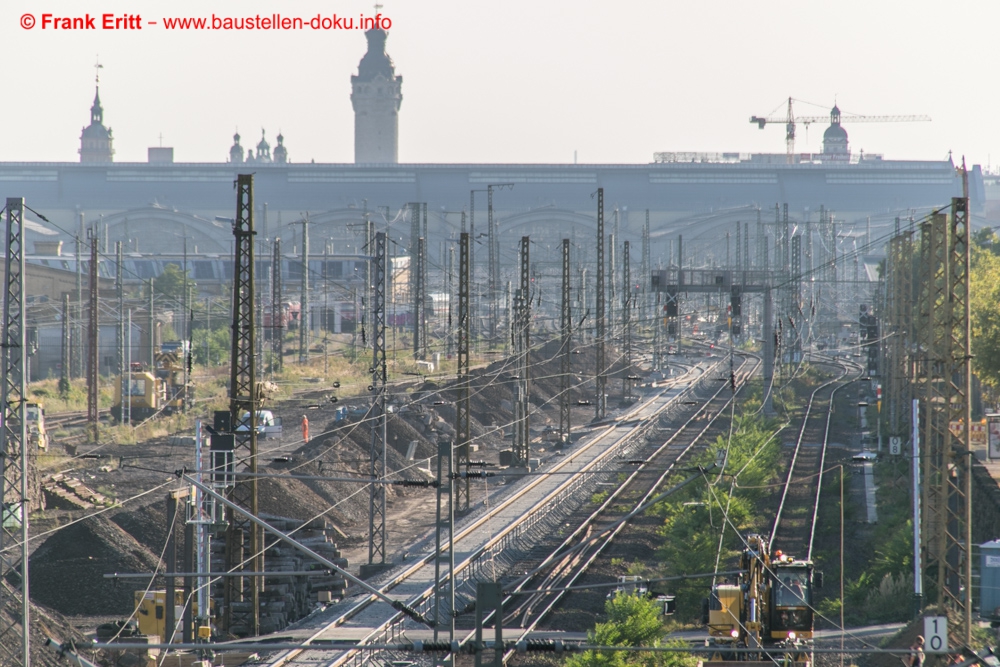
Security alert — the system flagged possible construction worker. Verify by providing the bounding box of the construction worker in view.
[302,415,309,443]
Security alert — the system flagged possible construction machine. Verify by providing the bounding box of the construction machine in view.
[112,342,192,423]
[704,534,818,664]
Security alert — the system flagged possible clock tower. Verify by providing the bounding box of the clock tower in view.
[351,27,402,164]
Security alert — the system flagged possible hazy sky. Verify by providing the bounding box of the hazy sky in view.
[3,0,997,167]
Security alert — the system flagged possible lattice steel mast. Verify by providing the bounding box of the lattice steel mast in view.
[595,188,606,421]
[272,238,283,372]
[414,237,427,359]
[455,232,471,511]
[0,198,30,666]
[513,236,531,466]
[299,215,309,365]
[367,231,389,571]
[559,239,571,442]
[623,240,632,402]
[224,174,261,636]
[87,238,99,443]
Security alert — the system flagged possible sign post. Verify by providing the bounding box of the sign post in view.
[923,616,948,653]
[988,414,1000,461]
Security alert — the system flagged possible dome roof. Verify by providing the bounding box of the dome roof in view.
[257,129,270,152]
[81,123,112,140]
[355,29,396,82]
[823,123,848,142]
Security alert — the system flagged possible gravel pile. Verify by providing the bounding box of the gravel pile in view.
[30,515,162,616]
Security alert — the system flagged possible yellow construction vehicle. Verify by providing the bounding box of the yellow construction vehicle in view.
[155,341,192,413]
[133,589,212,642]
[112,367,164,423]
[112,342,192,423]
[704,534,818,664]
[25,402,48,450]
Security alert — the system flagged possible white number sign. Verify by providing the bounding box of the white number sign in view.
[923,615,948,653]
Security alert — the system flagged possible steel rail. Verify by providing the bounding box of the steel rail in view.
[266,357,726,667]
[502,353,760,637]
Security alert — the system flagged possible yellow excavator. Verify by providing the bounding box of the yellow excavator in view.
[704,534,819,665]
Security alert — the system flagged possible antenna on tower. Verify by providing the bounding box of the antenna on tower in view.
[94,56,103,84]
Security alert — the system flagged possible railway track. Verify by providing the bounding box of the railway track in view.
[768,355,865,560]
[497,352,760,639]
[259,351,734,667]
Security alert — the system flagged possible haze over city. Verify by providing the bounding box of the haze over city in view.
[3,0,997,166]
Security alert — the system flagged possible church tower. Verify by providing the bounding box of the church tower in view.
[79,87,114,163]
[822,105,850,159]
[351,27,402,164]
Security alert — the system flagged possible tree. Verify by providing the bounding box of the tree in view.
[564,594,696,667]
[153,263,193,303]
[971,238,1000,387]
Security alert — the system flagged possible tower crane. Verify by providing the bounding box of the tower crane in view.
[750,97,931,163]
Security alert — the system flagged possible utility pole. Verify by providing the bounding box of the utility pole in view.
[87,235,99,443]
[641,210,650,329]
[272,238,283,372]
[366,214,375,354]
[414,237,426,359]
[116,242,125,423]
[456,232,471,512]
[60,294,70,398]
[0,197,30,666]
[513,236,530,466]
[623,240,632,402]
[366,231,389,574]
[447,241,455,357]
[75,212,84,379]
[299,215,309,365]
[148,282,155,372]
[224,174,261,636]
[469,193,478,339]
[595,188,606,421]
[608,234,616,340]
[486,183,514,343]
[559,239,571,442]
[488,187,497,342]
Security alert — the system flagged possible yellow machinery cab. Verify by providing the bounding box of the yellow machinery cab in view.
[769,561,814,641]
[25,402,48,450]
[707,583,742,640]
[133,589,210,642]
[112,371,162,423]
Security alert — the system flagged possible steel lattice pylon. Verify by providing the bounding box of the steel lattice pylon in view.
[414,237,427,359]
[0,198,30,666]
[369,232,388,567]
[943,196,972,644]
[559,239,571,441]
[623,241,632,402]
[513,236,530,466]
[920,214,948,598]
[885,232,914,437]
[641,212,650,329]
[455,232,471,512]
[272,238,283,372]
[488,187,498,341]
[224,174,261,636]
[595,188,606,421]
[87,240,99,443]
[790,234,802,356]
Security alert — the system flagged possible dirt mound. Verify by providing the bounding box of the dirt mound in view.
[30,515,162,616]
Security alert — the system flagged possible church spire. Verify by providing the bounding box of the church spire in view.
[80,59,113,163]
[91,87,103,125]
